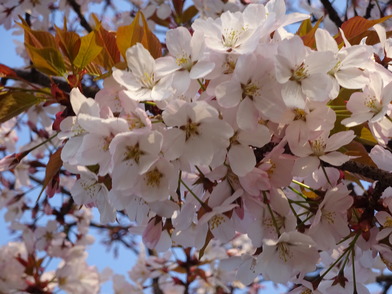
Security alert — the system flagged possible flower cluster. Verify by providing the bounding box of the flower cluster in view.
[53,1,392,292]
[1,0,392,293]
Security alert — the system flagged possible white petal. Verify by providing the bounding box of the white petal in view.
[320,151,350,166]
[292,156,320,177]
[189,61,215,79]
[228,144,256,177]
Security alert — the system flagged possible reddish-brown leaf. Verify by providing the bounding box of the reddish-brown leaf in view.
[300,17,323,48]
[37,148,63,201]
[0,64,16,77]
[92,14,121,70]
[55,25,81,65]
[337,15,392,45]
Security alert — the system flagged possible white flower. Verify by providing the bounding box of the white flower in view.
[69,165,116,224]
[342,73,392,127]
[275,36,335,108]
[162,100,233,167]
[157,27,215,94]
[113,43,173,101]
[109,130,163,191]
[315,28,371,99]
[292,130,355,177]
[192,8,261,55]
[256,231,319,283]
[369,145,392,172]
[309,184,353,250]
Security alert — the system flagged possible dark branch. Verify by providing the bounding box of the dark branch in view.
[320,0,343,27]
[12,68,99,98]
[336,160,392,198]
[67,0,93,32]
[364,1,375,19]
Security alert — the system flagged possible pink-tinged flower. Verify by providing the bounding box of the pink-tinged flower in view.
[145,0,171,20]
[109,190,149,224]
[56,259,100,294]
[58,88,100,165]
[315,28,371,99]
[285,102,336,151]
[76,115,129,176]
[215,53,279,130]
[112,43,173,101]
[191,7,262,55]
[368,113,392,146]
[380,187,392,213]
[0,242,28,292]
[197,182,243,243]
[223,106,271,176]
[342,73,392,127]
[193,0,240,19]
[162,100,233,167]
[258,144,296,188]
[34,220,65,251]
[109,130,163,191]
[291,130,355,177]
[142,217,171,252]
[136,158,178,202]
[0,152,27,172]
[112,274,143,294]
[275,36,335,108]
[255,231,319,284]
[369,145,392,172]
[376,211,392,244]
[247,189,296,247]
[309,184,353,250]
[69,165,116,224]
[157,27,215,94]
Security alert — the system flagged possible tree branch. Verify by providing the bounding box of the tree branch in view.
[320,0,343,27]
[10,68,99,98]
[67,0,93,32]
[336,160,392,198]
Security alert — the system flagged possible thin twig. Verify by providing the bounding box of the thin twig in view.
[320,0,343,27]
[66,0,93,32]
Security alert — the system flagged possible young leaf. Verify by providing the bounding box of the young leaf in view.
[73,31,103,70]
[19,20,57,49]
[37,148,63,202]
[116,12,144,60]
[55,26,81,65]
[140,12,162,59]
[182,5,198,24]
[92,15,120,70]
[300,18,323,48]
[337,15,392,45]
[296,18,313,36]
[25,45,67,76]
[0,91,43,123]
[116,11,162,61]
[0,64,16,77]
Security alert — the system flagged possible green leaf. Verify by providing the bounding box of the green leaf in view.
[73,31,103,70]
[0,91,42,123]
[296,18,313,36]
[25,45,67,76]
